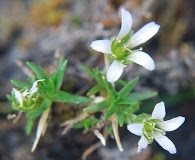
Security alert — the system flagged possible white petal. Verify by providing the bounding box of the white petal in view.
[22,90,29,97]
[127,124,144,136]
[30,79,45,95]
[128,22,160,48]
[127,51,155,71]
[153,132,176,154]
[137,135,148,153]
[12,88,23,105]
[90,40,112,54]
[117,8,132,39]
[106,60,124,82]
[158,116,185,132]
[152,101,166,119]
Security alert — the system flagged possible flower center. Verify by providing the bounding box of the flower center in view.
[111,33,132,61]
[143,120,155,143]
[143,119,166,143]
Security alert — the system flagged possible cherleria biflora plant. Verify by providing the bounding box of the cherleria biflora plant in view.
[8,8,185,159]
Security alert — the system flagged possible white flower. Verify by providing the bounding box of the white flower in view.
[91,8,160,82]
[12,88,29,106]
[12,79,44,109]
[127,101,185,154]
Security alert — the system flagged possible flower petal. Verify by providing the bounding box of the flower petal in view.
[22,90,29,97]
[12,88,23,105]
[153,132,176,154]
[127,51,155,71]
[90,40,112,54]
[152,101,166,119]
[117,8,132,39]
[106,60,124,82]
[127,123,144,136]
[157,116,185,132]
[128,22,160,48]
[137,135,148,153]
[30,79,45,95]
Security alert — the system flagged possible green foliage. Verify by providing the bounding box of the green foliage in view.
[9,57,158,140]
[82,66,157,127]
[9,57,92,135]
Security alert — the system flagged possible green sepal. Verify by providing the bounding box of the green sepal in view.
[118,77,138,97]
[26,62,47,79]
[11,101,36,112]
[135,113,150,123]
[124,114,136,124]
[83,100,108,112]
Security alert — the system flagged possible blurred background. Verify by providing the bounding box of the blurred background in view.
[0,0,195,159]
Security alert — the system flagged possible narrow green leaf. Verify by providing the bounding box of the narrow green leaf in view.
[128,91,157,101]
[80,65,94,77]
[104,103,117,119]
[125,103,140,114]
[105,80,116,100]
[52,91,79,104]
[87,85,102,96]
[116,80,127,86]
[118,77,139,97]
[26,62,47,79]
[117,98,137,105]
[54,58,68,89]
[73,95,93,104]
[83,100,108,112]
[116,110,125,127]
[11,80,31,89]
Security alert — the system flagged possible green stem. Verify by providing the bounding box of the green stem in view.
[104,55,110,72]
